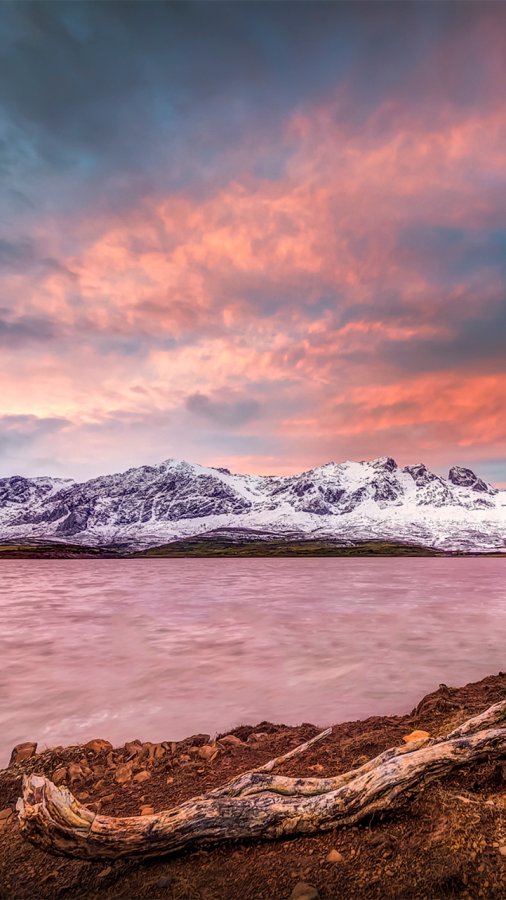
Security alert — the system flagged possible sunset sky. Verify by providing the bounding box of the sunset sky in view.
[1,1,505,483]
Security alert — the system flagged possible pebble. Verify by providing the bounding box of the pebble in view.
[402,730,430,744]
[52,767,67,785]
[115,763,133,784]
[499,846,506,857]
[0,808,13,829]
[247,732,269,743]
[125,740,143,759]
[140,805,155,816]
[67,762,85,783]
[85,739,113,754]
[9,742,37,767]
[290,882,320,900]
[326,848,343,863]
[133,770,150,783]
[97,866,112,879]
[198,744,218,761]
[218,734,245,748]
[156,876,173,888]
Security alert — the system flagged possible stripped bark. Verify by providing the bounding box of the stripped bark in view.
[17,700,506,861]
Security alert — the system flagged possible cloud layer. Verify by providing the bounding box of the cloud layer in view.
[1,2,505,482]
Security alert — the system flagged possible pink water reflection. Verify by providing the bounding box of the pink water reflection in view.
[1,558,505,765]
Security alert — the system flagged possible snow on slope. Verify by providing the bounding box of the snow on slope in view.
[0,456,504,552]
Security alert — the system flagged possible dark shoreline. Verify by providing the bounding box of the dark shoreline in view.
[0,538,505,558]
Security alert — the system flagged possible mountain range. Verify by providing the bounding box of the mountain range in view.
[0,456,504,553]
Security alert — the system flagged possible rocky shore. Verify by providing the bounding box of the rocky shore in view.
[1,674,506,899]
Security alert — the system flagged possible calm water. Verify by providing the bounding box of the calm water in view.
[1,558,505,766]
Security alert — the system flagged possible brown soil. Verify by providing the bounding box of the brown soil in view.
[1,674,505,899]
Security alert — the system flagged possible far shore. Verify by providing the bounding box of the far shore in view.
[0,537,505,558]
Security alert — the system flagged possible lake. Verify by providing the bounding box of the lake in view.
[1,558,504,766]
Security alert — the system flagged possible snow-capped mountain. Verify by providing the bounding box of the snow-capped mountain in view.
[0,457,504,552]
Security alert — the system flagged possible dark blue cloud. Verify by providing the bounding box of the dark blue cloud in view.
[0,0,502,217]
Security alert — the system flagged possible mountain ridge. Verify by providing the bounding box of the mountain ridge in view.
[0,456,504,552]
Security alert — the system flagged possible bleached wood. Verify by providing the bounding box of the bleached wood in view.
[16,701,506,861]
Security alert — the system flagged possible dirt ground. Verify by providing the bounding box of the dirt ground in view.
[1,673,505,900]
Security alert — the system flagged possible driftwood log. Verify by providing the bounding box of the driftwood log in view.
[17,700,506,861]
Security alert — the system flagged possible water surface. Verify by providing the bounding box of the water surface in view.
[1,558,504,765]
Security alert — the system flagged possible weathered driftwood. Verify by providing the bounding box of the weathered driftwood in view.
[17,700,506,861]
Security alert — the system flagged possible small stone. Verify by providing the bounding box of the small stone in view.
[290,882,320,900]
[0,808,13,829]
[97,866,112,879]
[247,732,269,743]
[77,791,90,801]
[198,744,218,761]
[68,762,85,783]
[100,793,115,803]
[498,846,506,857]
[218,734,245,748]
[85,739,113,754]
[125,740,143,759]
[156,876,173,888]
[140,805,154,816]
[185,734,210,747]
[133,770,150,783]
[326,849,344,863]
[115,762,133,784]
[166,776,174,785]
[52,767,67,785]
[9,741,37,767]
[402,730,431,744]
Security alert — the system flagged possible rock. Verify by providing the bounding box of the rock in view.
[140,741,167,764]
[67,762,85,783]
[185,734,210,747]
[402,729,431,744]
[166,776,174,785]
[198,744,218,761]
[115,762,133,784]
[140,805,154,816]
[247,732,269,744]
[9,741,37,767]
[326,848,344,863]
[100,793,115,803]
[125,740,143,760]
[85,739,113,754]
[499,846,506,857]
[52,766,67,785]
[218,734,245,748]
[97,866,112,879]
[0,808,13,829]
[133,769,150,783]
[290,882,320,900]
[156,876,173,888]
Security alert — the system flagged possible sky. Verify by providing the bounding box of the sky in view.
[1,1,505,484]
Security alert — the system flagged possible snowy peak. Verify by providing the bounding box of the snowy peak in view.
[448,465,496,495]
[0,457,504,552]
